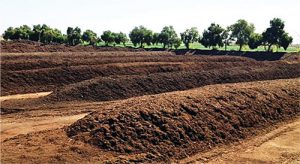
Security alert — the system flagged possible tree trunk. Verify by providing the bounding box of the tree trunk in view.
[140,41,143,48]
[239,44,242,51]
[38,32,41,42]
[186,43,189,50]
[267,44,272,52]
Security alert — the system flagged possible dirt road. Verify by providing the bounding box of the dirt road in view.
[180,117,300,164]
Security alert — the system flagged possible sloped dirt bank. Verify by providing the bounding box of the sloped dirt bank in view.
[66,78,300,162]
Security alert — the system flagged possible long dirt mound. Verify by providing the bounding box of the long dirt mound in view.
[0,40,143,53]
[47,63,300,102]
[66,78,300,162]
[1,61,258,95]
[1,52,252,71]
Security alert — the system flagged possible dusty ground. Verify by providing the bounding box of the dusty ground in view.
[1,79,299,163]
[0,92,51,102]
[1,47,299,163]
[180,117,300,163]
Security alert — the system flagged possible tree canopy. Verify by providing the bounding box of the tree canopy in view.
[180,27,199,49]
[229,19,255,51]
[262,18,293,51]
[114,32,128,46]
[200,23,225,49]
[159,26,179,48]
[129,26,153,48]
[2,18,294,51]
[248,33,262,49]
[82,30,97,45]
[67,27,82,46]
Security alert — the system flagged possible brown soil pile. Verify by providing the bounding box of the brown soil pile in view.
[47,63,300,102]
[66,78,300,162]
[1,51,255,95]
[1,62,251,95]
[0,40,142,53]
[1,51,251,71]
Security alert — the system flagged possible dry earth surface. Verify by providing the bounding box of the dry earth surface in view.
[1,42,299,163]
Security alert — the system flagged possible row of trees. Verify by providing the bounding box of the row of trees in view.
[129,25,181,49]
[2,24,129,46]
[199,18,293,51]
[2,18,293,51]
[3,24,65,44]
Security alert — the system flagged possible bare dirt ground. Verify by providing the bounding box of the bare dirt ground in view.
[1,45,299,163]
[1,79,299,163]
[0,91,51,102]
[180,117,300,163]
[1,113,87,142]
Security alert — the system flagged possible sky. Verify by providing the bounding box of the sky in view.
[1,0,300,43]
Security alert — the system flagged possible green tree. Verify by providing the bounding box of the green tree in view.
[30,24,43,42]
[221,28,233,51]
[200,23,225,49]
[151,32,160,45]
[32,25,65,44]
[129,26,153,48]
[67,27,82,46]
[52,29,66,43]
[41,29,54,43]
[101,30,115,46]
[180,27,199,49]
[173,37,182,49]
[82,30,97,45]
[230,19,255,51]
[3,27,16,40]
[159,26,178,48]
[248,33,262,49]
[262,18,293,51]
[280,32,293,50]
[17,25,32,40]
[39,25,53,43]
[114,32,128,46]
[3,25,32,40]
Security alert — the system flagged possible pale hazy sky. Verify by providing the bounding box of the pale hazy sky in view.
[1,0,300,43]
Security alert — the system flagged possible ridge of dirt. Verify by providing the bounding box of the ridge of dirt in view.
[0,40,143,53]
[46,63,300,102]
[66,78,300,162]
[1,61,259,96]
[2,40,299,62]
[1,52,252,71]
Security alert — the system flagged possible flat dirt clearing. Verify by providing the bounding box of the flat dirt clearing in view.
[1,113,87,142]
[1,45,299,163]
[180,117,300,163]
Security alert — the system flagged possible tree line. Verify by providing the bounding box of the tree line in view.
[2,18,293,51]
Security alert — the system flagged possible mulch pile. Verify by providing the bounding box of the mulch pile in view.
[1,40,142,53]
[66,78,300,162]
[47,63,300,102]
